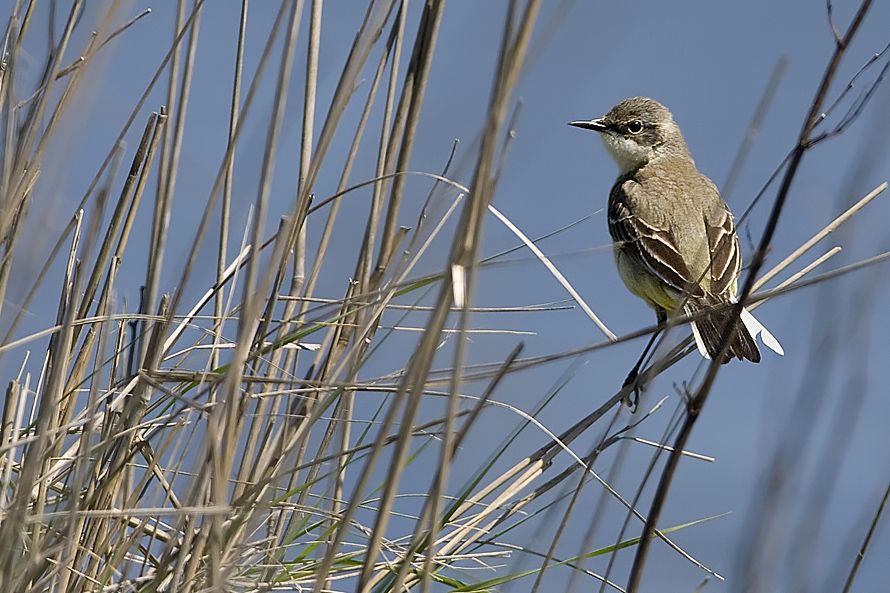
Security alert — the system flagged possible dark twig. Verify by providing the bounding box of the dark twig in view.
[737,38,889,226]
[626,2,876,590]
[826,0,842,45]
[840,481,890,593]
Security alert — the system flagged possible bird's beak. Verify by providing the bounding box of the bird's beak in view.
[568,118,609,133]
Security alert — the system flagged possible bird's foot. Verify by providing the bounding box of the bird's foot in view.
[621,369,644,413]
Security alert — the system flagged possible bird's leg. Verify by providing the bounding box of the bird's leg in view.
[622,311,666,411]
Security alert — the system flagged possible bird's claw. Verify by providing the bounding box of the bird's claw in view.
[622,369,643,413]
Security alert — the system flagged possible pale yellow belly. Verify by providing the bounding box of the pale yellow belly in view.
[614,247,681,313]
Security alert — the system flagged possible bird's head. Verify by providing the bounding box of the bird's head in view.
[570,97,690,174]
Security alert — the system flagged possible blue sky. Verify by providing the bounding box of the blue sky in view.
[6,1,890,591]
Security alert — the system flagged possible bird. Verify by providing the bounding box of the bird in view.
[569,97,783,396]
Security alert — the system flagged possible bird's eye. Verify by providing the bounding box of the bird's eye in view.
[626,120,644,135]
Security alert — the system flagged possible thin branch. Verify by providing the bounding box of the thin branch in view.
[625,3,876,590]
[840,481,890,593]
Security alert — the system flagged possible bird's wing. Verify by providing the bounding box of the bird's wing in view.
[703,202,742,297]
[608,182,704,298]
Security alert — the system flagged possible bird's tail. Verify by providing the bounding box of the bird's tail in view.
[684,297,784,364]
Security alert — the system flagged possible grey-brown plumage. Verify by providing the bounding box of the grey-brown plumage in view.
[570,97,783,363]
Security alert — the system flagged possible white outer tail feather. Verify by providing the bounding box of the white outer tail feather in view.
[740,307,784,356]
[689,306,784,360]
[690,322,710,359]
